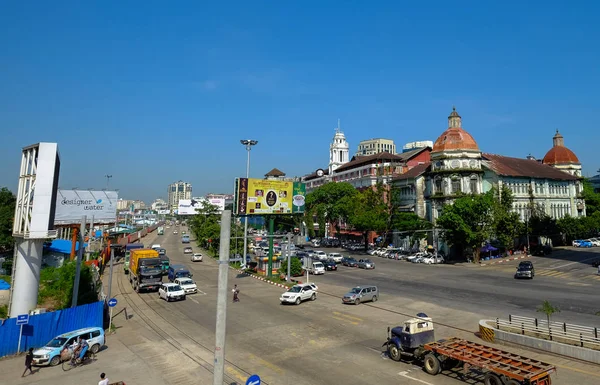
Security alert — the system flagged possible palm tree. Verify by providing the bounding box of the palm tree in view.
[537,300,560,334]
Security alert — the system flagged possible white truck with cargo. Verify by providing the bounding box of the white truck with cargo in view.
[303,257,325,275]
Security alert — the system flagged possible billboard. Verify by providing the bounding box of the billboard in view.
[234,178,306,215]
[178,198,226,215]
[54,190,118,225]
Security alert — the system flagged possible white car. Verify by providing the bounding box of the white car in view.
[589,238,600,247]
[280,283,317,305]
[158,283,186,302]
[174,278,198,294]
[151,244,161,250]
[314,251,327,261]
[327,253,343,263]
[423,255,445,264]
[191,253,203,262]
[173,230,178,234]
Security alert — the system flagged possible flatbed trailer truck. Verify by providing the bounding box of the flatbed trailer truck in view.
[384,315,555,385]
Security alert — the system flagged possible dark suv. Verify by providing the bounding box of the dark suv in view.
[515,261,535,279]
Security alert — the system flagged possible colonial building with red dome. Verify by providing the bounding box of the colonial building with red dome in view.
[393,108,586,224]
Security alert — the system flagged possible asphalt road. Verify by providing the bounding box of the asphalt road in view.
[123,228,600,385]
[312,247,600,325]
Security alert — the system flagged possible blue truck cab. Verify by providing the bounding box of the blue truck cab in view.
[168,264,193,282]
[384,313,435,361]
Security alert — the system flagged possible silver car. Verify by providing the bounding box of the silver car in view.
[357,259,375,269]
[342,285,378,305]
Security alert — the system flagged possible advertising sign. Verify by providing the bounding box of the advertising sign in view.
[178,199,201,215]
[234,178,306,215]
[205,197,225,213]
[54,190,118,225]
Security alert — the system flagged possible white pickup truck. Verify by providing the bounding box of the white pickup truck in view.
[306,260,325,275]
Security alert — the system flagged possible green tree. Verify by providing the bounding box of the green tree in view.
[305,182,357,237]
[189,202,222,256]
[0,187,16,252]
[278,257,303,277]
[582,179,600,216]
[346,185,389,250]
[536,300,560,332]
[436,191,496,261]
[493,186,522,250]
[39,262,98,310]
[391,212,433,242]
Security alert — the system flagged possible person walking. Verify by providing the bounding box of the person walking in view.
[98,372,109,385]
[22,348,34,377]
[232,284,240,302]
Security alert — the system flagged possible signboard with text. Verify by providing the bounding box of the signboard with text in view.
[234,178,305,215]
[54,190,118,225]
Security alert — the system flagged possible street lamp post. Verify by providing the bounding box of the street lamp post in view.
[240,139,258,268]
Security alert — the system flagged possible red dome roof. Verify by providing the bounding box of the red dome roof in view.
[542,130,580,165]
[543,146,580,165]
[432,107,480,152]
[432,127,479,152]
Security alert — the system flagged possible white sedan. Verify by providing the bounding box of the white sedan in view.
[174,278,198,294]
[191,253,203,262]
[158,283,186,302]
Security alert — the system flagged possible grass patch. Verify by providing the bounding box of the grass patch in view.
[0,305,7,319]
[0,275,11,285]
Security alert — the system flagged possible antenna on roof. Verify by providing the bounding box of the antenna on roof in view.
[336,118,341,133]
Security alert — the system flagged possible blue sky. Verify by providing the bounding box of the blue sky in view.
[1,1,598,203]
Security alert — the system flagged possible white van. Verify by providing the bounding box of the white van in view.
[32,327,105,366]
[327,252,343,263]
[314,251,327,261]
[309,261,325,275]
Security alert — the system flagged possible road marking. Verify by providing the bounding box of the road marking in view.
[190,298,200,304]
[332,311,363,322]
[553,362,600,377]
[247,353,283,374]
[225,366,247,383]
[550,255,600,269]
[330,316,359,325]
[566,282,592,287]
[398,371,434,385]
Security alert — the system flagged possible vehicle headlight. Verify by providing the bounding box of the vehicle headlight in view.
[43,354,49,358]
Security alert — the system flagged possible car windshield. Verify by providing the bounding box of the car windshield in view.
[141,265,160,272]
[348,258,356,262]
[364,259,372,263]
[46,337,68,348]
[178,279,193,285]
[350,287,362,294]
[288,286,302,293]
[169,285,183,291]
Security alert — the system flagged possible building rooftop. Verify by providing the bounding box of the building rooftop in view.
[482,153,578,180]
[542,130,580,165]
[335,151,404,172]
[392,162,431,181]
[265,168,286,177]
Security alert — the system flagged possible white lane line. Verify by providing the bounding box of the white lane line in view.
[398,371,434,385]
[190,297,200,304]
[550,255,600,269]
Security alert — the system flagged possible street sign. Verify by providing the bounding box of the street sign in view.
[16,314,29,325]
[108,298,118,307]
[246,374,261,385]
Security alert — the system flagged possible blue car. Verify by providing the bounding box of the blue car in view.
[577,240,592,248]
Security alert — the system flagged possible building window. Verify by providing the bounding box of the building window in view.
[435,178,443,194]
[470,177,478,194]
[451,178,461,194]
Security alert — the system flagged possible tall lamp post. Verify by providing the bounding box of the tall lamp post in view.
[240,139,258,268]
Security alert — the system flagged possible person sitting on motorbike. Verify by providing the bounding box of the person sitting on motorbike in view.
[77,337,89,362]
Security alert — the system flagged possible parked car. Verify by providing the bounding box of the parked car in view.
[314,250,327,261]
[422,255,445,264]
[173,230,178,234]
[279,283,317,305]
[578,240,593,248]
[184,247,193,254]
[158,283,186,301]
[515,261,535,279]
[32,327,105,366]
[342,257,359,267]
[342,285,379,305]
[191,253,203,262]
[357,259,375,269]
[174,277,198,294]
[323,259,337,271]
[327,252,343,263]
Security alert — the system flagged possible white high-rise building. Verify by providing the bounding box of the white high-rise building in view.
[329,119,350,175]
[168,181,192,210]
[356,138,396,156]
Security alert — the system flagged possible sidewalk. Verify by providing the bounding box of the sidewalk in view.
[0,229,190,385]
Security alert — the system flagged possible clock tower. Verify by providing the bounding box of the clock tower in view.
[329,119,349,175]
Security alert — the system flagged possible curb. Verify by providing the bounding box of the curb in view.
[480,254,529,266]
[229,266,294,289]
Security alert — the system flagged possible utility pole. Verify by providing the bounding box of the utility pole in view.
[240,139,258,269]
[72,215,86,308]
[286,232,292,282]
[107,248,115,301]
[105,175,112,189]
[213,210,231,385]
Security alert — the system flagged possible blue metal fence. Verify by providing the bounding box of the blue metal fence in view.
[0,301,104,357]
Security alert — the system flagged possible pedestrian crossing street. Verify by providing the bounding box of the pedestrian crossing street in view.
[492,266,600,282]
